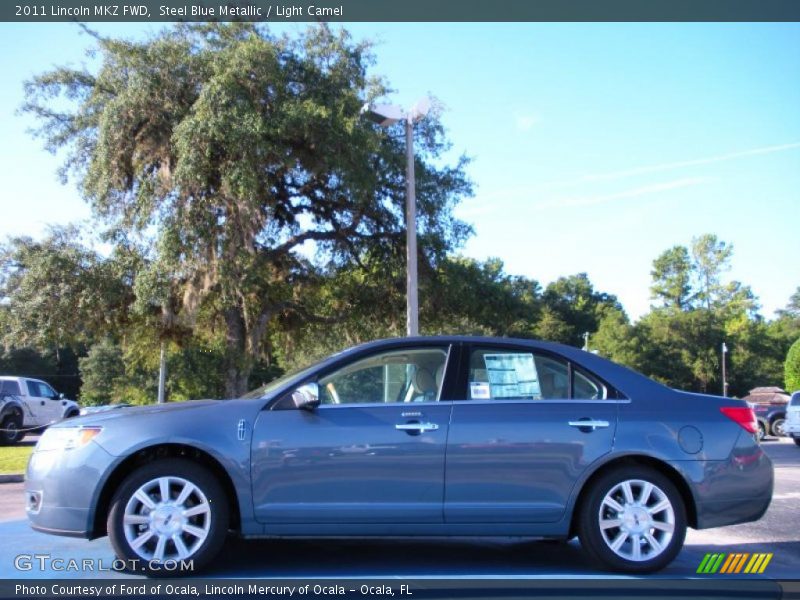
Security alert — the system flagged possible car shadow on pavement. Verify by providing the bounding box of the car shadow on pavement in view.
[205,537,593,577]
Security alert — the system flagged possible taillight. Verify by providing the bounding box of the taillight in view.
[720,406,758,434]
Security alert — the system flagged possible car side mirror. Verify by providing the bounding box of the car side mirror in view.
[59,393,65,399]
[291,382,320,411]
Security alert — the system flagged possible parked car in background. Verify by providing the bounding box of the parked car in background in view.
[743,386,790,439]
[0,376,80,445]
[26,337,772,576]
[784,391,800,447]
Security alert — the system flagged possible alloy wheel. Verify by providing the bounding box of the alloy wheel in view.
[597,479,675,562]
[122,476,211,563]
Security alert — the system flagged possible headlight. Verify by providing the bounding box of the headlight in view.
[36,426,103,452]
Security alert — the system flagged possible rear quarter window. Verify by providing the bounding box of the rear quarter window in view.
[0,380,21,395]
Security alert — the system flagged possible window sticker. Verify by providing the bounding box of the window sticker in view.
[470,382,491,399]
[483,353,541,399]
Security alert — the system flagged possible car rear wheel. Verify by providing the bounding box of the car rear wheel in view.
[577,466,687,573]
[0,414,23,445]
[108,459,229,576]
[793,436,800,447]
[757,421,766,441]
[771,418,786,437]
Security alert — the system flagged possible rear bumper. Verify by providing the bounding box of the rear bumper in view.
[677,433,773,530]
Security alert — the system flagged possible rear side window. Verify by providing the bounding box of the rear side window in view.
[791,392,800,407]
[467,348,607,401]
[0,380,21,395]
[574,368,604,400]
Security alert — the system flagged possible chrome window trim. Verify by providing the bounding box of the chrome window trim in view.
[456,398,631,406]
[314,400,455,410]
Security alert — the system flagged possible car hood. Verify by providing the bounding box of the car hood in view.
[57,399,220,427]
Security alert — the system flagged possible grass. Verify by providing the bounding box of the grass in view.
[0,444,33,475]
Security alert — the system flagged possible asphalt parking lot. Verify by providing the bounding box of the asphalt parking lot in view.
[0,438,797,580]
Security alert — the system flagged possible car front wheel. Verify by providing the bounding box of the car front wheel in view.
[771,418,786,437]
[108,458,229,576]
[577,466,687,573]
[793,436,800,447]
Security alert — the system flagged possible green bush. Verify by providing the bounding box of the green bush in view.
[785,337,800,392]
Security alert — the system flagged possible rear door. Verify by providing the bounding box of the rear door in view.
[445,344,618,523]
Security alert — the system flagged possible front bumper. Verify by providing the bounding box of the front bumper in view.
[25,440,116,538]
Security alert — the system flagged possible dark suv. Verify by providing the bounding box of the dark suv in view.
[751,402,787,439]
[743,387,790,439]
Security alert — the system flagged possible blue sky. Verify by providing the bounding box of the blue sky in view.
[1,23,798,320]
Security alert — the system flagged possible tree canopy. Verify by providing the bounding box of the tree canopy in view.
[21,23,472,396]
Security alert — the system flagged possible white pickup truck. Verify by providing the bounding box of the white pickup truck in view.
[0,376,81,445]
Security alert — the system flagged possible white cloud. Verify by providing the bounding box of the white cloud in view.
[514,113,539,132]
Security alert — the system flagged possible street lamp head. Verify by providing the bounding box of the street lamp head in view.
[360,102,404,127]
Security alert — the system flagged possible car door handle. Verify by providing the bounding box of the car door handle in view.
[568,419,610,431]
[395,422,439,433]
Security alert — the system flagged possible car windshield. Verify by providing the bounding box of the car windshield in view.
[240,359,326,400]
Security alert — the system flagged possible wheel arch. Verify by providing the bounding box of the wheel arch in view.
[0,402,24,421]
[768,412,785,425]
[90,443,241,539]
[568,454,698,538]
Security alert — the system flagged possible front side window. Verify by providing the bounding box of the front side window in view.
[467,348,606,400]
[318,347,448,405]
[27,381,49,397]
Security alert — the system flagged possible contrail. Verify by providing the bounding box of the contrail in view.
[535,177,710,210]
[578,142,800,183]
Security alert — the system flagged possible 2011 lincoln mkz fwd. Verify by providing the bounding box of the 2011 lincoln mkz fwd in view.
[25,336,773,576]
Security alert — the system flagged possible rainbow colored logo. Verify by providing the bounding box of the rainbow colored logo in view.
[696,552,773,574]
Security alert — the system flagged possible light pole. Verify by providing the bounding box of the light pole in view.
[361,98,431,337]
[721,342,728,397]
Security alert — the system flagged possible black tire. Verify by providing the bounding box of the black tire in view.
[0,414,23,446]
[107,458,229,577]
[64,410,79,419]
[577,466,687,573]
[757,421,766,441]
[793,436,800,447]
[771,418,786,438]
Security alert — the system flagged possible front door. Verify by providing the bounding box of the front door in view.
[251,345,453,525]
[445,344,618,523]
